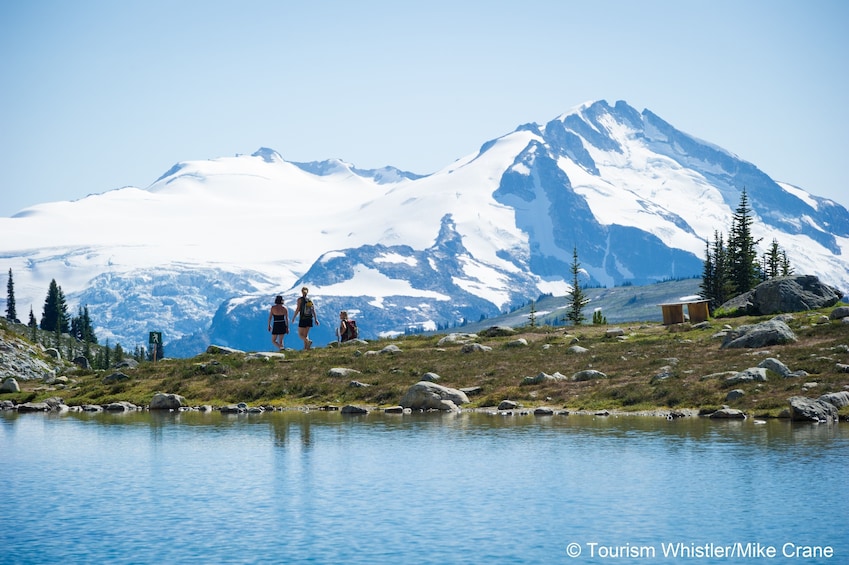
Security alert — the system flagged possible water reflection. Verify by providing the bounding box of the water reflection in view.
[2,409,847,564]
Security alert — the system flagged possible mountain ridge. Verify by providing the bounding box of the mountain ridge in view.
[1,99,847,356]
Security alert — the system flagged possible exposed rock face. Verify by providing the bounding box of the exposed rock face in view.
[721,319,797,349]
[400,381,469,411]
[719,275,842,316]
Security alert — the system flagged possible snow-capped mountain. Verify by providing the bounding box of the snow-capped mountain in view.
[2,100,847,356]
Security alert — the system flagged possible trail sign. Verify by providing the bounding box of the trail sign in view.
[149,331,162,345]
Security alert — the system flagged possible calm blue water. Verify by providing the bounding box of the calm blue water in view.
[2,410,847,565]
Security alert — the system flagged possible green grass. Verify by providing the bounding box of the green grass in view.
[3,308,849,416]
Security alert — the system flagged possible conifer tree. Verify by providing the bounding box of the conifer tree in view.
[5,268,16,322]
[727,188,762,295]
[566,246,588,326]
[28,307,37,342]
[40,279,69,333]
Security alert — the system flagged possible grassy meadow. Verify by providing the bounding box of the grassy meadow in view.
[4,307,849,419]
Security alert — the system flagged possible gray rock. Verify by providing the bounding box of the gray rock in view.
[461,343,492,353]
[833,307,849,320]
[479,326,517,337]
[1,378,20,393]
[349,380,370,388]
[650,366,676,383]
[436,333,478,346]
[383,405,409,414]
[328,367,362,378]
[605,328,625,338]
[498,400,519,410]
[725,367,768,385]
[725,389,745,401]
[44,348,61,360]
[379,344,402,354]
[149,392,186,410]
[567,345,589,354]
[341,405,368,414]
[400,381,469,411]
[756,357,791,377]
[521,372,567,385]
[788,396,838,422]
[115,358,139,369]
[101,371,130,384]
[533,407,555,416]
[72,356,90,369]
[818,391,849,409]
[710,407,746,419]
[506,338,528,347]
[719,275,842,316]
[206,344,245,355]
[572,369,608,381]
[16,402,50,412]
[721,319,797,349]
[104,401,140,412]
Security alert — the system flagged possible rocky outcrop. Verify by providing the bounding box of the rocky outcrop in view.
[721,318,797,349]
[479,326,516,337]
[719,275,842,316]
[788,396,838,422]
[400,381,469,412]
[725,368,768,385]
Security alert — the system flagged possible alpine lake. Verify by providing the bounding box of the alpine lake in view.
[2,408,847,564]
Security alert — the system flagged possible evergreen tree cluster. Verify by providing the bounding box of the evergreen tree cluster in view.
[700,189,793,310]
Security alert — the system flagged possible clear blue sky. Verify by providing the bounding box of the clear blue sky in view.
[1,0,847,217]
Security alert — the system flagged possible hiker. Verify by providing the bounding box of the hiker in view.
[337,310,357,343]
[291,286,319,350]
[267,295,288,351]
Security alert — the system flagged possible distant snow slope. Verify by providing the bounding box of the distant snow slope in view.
[1,101,846,356]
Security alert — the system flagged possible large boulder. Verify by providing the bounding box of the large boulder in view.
[400,381,469,411]
[788,396,838,422]
[1,378,21,393]
[149,392,187,410]
[721,319,797,349]
[719,275,842,316]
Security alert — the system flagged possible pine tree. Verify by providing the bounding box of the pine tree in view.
[40,279,69,333]
[528,300,537,328]
[762,238,783,280]
[5,268,16,322]
[727,188,762,295]
[566,246,588,326]
[28,307,37,342]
